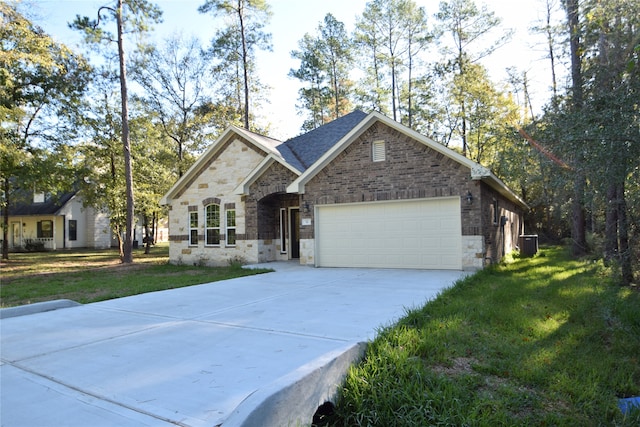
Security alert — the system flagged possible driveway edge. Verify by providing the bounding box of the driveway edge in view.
[223,341,368,427]
[0,299,81,319]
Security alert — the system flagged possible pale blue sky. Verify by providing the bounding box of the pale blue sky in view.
[28,0,560,140]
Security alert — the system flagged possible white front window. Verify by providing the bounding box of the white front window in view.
[205,204,220,246]
[189,211,198,245]
[226,209,236,246]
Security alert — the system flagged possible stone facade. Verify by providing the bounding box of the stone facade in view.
[167,136,266,266]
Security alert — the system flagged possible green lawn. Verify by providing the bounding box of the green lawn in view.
[0,244,272,307]
[328,247,640,426]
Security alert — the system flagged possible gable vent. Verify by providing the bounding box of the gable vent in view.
[372,140,386,162]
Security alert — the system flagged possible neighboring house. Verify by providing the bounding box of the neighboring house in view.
[6,191,112,250]
[6,190,169,252]
[160,110,528,270]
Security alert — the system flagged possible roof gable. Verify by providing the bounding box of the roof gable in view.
[160,126,283,205]
[233,154,301,195]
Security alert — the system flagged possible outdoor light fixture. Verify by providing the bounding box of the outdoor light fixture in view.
[465,191,473,205]
[303,201,310,213]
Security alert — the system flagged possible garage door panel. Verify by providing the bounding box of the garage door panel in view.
[316,198,462,269]
[403,237,422,250]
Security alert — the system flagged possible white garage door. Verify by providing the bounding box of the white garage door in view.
[316,197,462,269]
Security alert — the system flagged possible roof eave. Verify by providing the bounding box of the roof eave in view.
[53,193,78,215]
[476,172,529,210]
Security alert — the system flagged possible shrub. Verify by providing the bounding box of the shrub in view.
[24,239,46,252]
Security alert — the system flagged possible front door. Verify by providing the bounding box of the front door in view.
[290,208,300,259]
[11,222,21,249]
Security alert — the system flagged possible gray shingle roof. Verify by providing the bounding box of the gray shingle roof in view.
[281,110,368,170]
[9,192,76,216]
[275,144,306,172]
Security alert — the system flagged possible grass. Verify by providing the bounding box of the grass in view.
[0,244,272,307]
[326,247,640,426]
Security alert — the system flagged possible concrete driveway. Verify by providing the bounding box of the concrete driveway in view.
[1,263,467,427]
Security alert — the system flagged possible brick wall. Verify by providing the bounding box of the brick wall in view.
[481,185,525,264]
[302,122,476,239]
[246,161,300,240]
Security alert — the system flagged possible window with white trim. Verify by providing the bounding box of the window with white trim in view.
[226,209,236,246]
[205,204,220,245]
[68,219,77,241]
[37,220,53,238]
[189,211,198,245]
[372,140,386,162]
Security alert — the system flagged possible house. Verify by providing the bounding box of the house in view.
[6,191,112,251]
[160,110,528,270]
[5,191,169,251]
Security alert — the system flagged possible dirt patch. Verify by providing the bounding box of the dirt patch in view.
[1,261,149,285]
[430,357,565,421]
[431,357,478,376]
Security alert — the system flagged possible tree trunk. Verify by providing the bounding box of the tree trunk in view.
[617,181,633,285]
[545,0,558,104]
[238,0,250,130]
[566,0,582,108]
[391,60,397,121]
[152,210,157,246]
[373,46,382,110]
[457,46,468,157]
[116,0,135,263]
[144,213,151,255]
[330,55,339,120]
[604,182,618,263]
[407,46,413,129]
[114,223,124,258]
[522,72,535,122]
[571,170,587,256]
[461,99,467,157]
[565,0,587,256]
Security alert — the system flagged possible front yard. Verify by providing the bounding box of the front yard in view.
[0,244,271,307]
[2,245,638,425]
